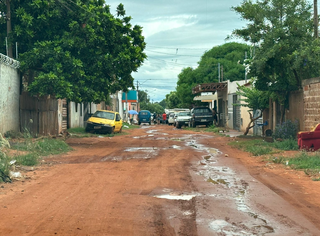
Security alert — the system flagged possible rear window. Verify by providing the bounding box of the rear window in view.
[140,112,148,115]
[194,108,211,113]
[178,112,190,116]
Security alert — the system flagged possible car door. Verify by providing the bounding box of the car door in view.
[114,113,122,132]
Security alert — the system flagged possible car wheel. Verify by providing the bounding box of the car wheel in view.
[138,121,141,125]
[176,123,181,129]
[192,120,196,128]
[110,126,115,134]
[119,126,123,133]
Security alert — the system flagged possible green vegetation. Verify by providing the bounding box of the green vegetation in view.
[229,138,299,156]
[235,80,270,135]
[230,137,320,180]
[174,42,250,108]
[232,0,320,123]
[0,151,10,182]
[0,1,146,103]
[11,138,71,166]
[269,152,320,181]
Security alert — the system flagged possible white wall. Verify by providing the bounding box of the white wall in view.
[69,102,98,128]
[0,55,20,134]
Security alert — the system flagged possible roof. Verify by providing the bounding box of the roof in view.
[192,82,227,94]
[193,93,217,102]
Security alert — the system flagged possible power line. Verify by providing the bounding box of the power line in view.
[147,45,210,51]
[147,56,198,67]
[146,49,202,57]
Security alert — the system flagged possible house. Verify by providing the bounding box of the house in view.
[192,80,256,133]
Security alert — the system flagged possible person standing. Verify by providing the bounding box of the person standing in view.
[162,113,167,125]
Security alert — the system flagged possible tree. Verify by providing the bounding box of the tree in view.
[138,90,149,103]
[235,81,270,135]
[158,99,166,109]
[0,0,146,103]
[232,0,320,123]
[140,102,164,114]
[165,91,181,109]
[175,43,250,108]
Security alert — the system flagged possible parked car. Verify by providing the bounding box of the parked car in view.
[189,107,214,127]
[175,111,192,129]
[168,112,175,125]
[85,110,123,134]
[138,110,151,125]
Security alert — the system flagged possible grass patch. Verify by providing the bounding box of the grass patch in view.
[271,139,299,151]
[15,153,39,166]
[229,138,298,156]
[288,152,320,170]
[11,138,72,166]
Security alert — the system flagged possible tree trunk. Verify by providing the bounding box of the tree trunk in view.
[243,111,263,135]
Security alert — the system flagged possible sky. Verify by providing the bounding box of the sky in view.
[107,0,314,102]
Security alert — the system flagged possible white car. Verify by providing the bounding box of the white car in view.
[168,112,175,125]
[175,111,192,129]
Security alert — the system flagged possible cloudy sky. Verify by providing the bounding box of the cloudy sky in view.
[107,0,314,102]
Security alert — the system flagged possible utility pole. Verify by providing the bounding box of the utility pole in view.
[218,63,220,83]
[245,51,248,83]
[6,0,13,58]
[314,0,318,38]
[221,65,224,81]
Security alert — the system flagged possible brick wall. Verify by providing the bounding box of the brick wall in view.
[302,77,320,131]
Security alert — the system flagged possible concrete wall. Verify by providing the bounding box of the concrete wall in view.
[0,55,20,134]
[69,102,98,128]
[302,77,320,131]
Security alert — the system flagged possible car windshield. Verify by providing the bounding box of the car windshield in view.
[179,112,190,116]
[194,108,211,113]
[92,111,115,120]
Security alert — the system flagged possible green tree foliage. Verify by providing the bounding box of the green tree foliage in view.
[138,90,149,103]
[158,99,166,109]
[140,102,164,114]
[175,42,250,108]
[232,0,320,121]
[165,91,181,109]
[236,81,270,135]
[1,0,146,103]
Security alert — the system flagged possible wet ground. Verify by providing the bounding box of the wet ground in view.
[0,124,320,235]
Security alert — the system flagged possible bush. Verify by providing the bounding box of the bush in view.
[273,119,299,140]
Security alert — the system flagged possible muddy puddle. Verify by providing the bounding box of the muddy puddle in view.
[183,136,275,235]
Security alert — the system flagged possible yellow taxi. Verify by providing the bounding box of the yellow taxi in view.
[85,110,123,134]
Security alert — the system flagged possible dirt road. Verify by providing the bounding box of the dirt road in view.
[0,125,320,235]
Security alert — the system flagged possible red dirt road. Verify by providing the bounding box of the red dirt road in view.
[0,125,320,235]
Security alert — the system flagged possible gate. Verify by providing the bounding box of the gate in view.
[20,92,59,136]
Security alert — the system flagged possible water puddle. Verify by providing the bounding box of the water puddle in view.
[170,145,181,149]
[154,193,197,201]
[183,136,274,234]
[146,129,158,134]
[124,147,158,152]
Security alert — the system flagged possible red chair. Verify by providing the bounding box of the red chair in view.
[298,123,320,151]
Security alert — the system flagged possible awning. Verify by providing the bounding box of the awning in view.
[193,93,217,102]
